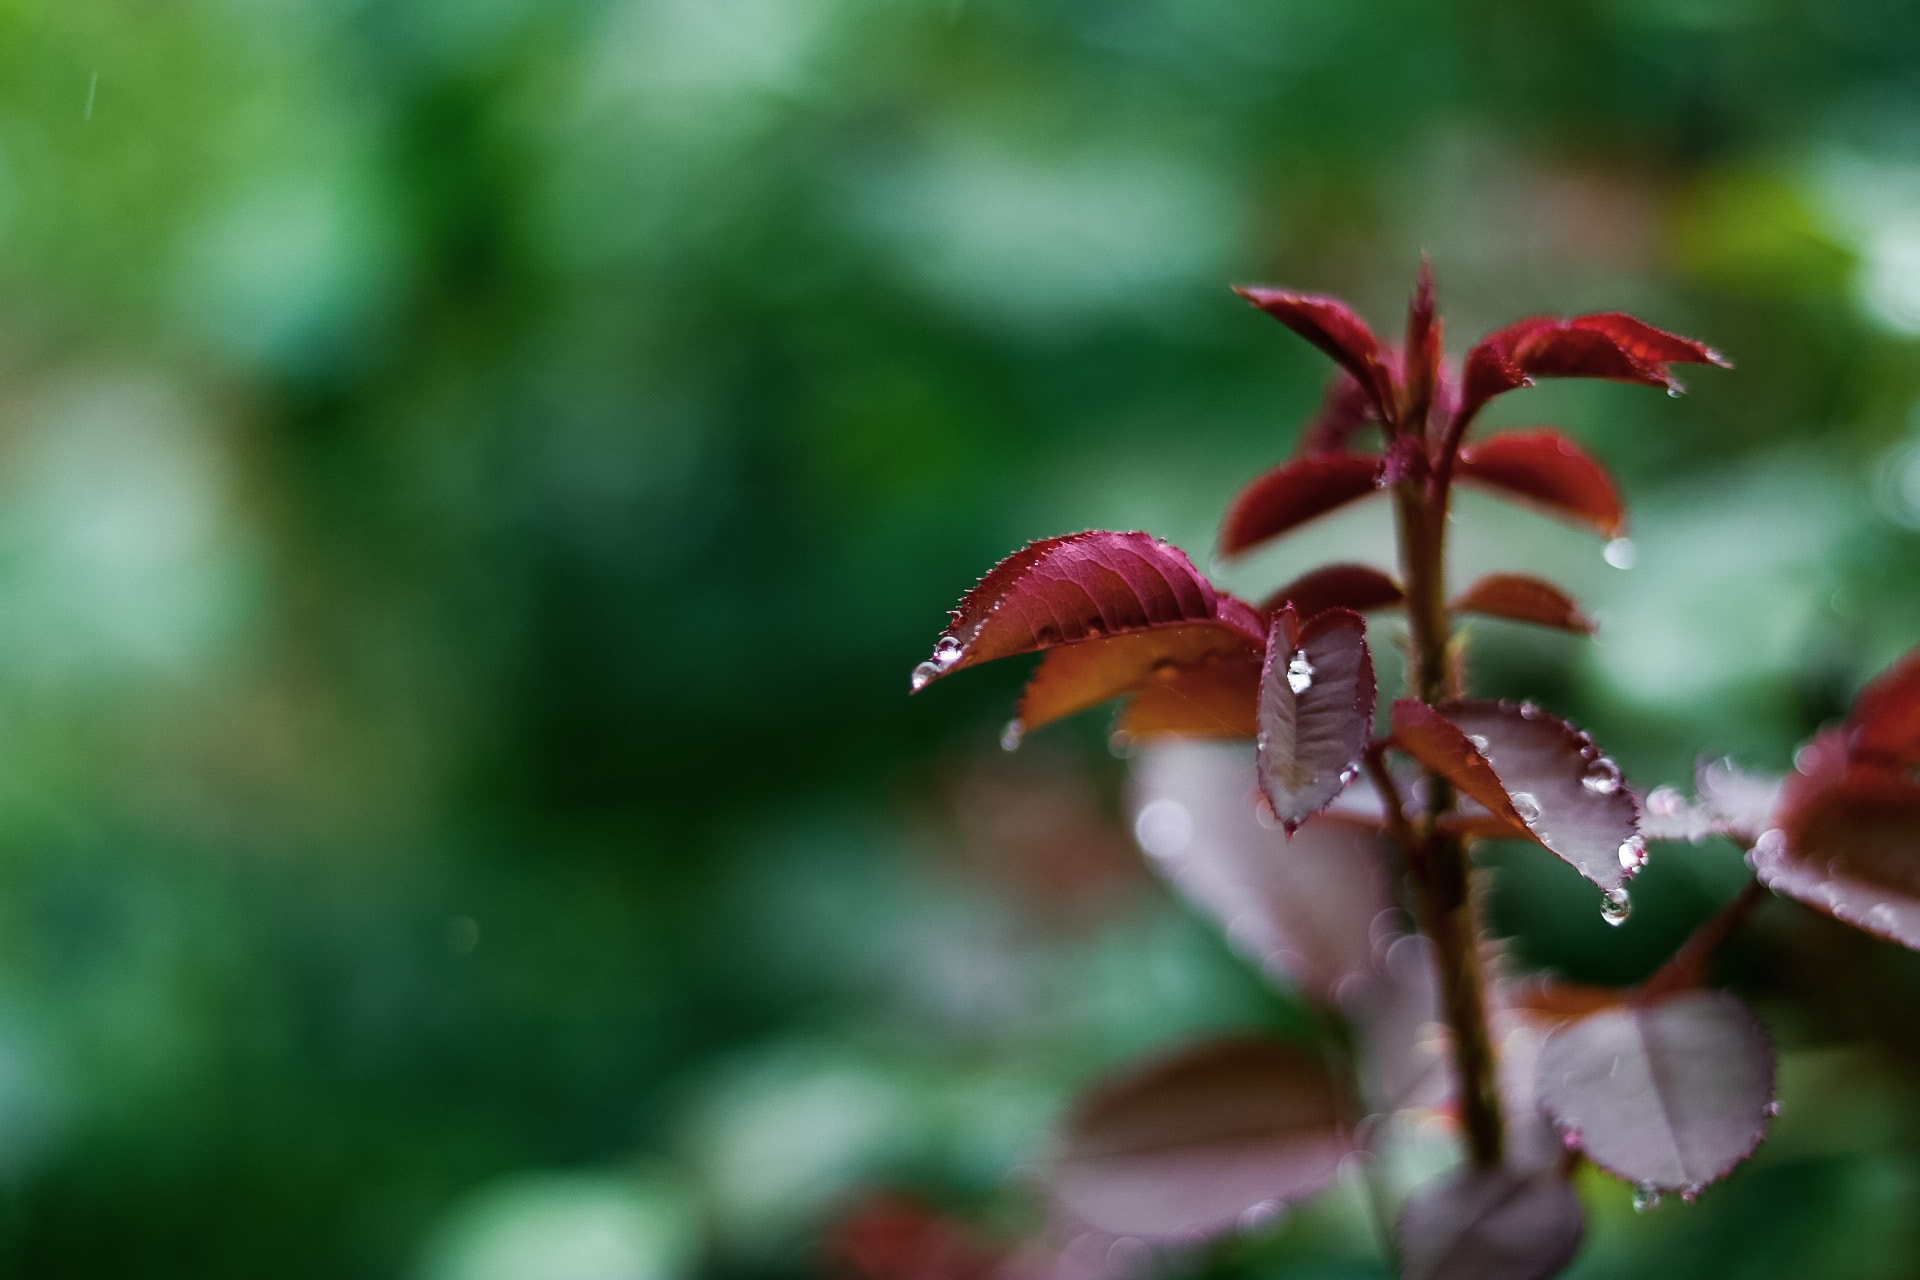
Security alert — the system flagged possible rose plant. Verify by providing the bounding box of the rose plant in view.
[900,264,1920,1280]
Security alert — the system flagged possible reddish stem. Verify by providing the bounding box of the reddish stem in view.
[1638,877,1767,1002]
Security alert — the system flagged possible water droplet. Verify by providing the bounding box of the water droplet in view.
[1286,650,1315,694]
[1467,733,1491,753]
[1754,828,1787,859]
[1666,385,1683,398]
[932,635,964,665]
[1869,903,1898,932]
[1764,1099,1781,1117]
[1680,1184,1701,1205]
[1604,537,1638,570]
[1602,886,1632,926]
[1633,1183,1662,1212]
[1134,799,1194,859]
[1339,764,1358,786]
[909,661,940,691]
[1560,1127,1584,1150]
[1511,792,1541,824]
[1647,784,1684,817]
[1000,720,1024,752]
[1618,837,1647,872]
[1519,701,1542,718]
[1582,758,1623,794]
[1237,1199,1284,1232]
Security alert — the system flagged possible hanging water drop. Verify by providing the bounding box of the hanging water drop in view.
[1632,1183,1662,1212]
[1286,650,1315,694]
[1511,792,1542,824]
[1646,784,1684,817]
[1604,537,1637,570]
[1602,886,1632,926]
[1764,1099,1781,1118]
[910,661,940,691]
[1679,1184,1701,1205]
[1582,758,1623,794]
[1000,720,1024,752]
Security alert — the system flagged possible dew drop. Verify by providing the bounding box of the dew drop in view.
[1604,537,1637,570]
[1646,784,1684,817]
[1582,758,1623,795]
[932,635,964,664]
[1467,733,1491,753]
[1511,792,1542,824]
[1632,1183,1662,1212]
[1680,1184,1702,1205]
[1765,1099,1781,1118]
[1519,700,1542,719]
[1602,886,1632,927]
[1869,903,1898,932]
[1618,836,1647,873]
[909,661,940,691]
[1286,650,1315,694]
[1000,720,1025,752]
[1754,828,1787,859]
[1339,764,1358,786]
[1108,731,1135,759]
[1560,1127,1584,1150]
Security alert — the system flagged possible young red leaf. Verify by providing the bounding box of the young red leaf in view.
[1455,431,1626,539]
[1044,1037,1352,1238]
[827,1194,1003,1280]
[1261,563,1403,620]
[1847,646,1920,768]
[1755,764,1920,950]
[1118,653,1261,740]
[1694,757,1784,843]
[1403,259,1443,432]
[914,532,1233,690]
[1131,741,1392,1003]
[1257,607,1377,831]
[1017,620,1263,735]
[1398,1165,1584,1280]
[1298,372,1381,456]
[1391,700,1643,895]
[1537,991,1775,1196]
[1456,313,1728,425]
[1450,574,1595,636]
[1218,453,1385,557]
[1233,287,1394,415]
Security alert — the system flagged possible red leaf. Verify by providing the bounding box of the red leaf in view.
[1233,287,1394,414]
[1017,620,1263,735]
[1297,373,1381,456]
[1118,654,1262,740]
[1391,700,1643,894]
[1457,313,1728,425]
[1044,1037,1352,1238]
[1258,607,1377,831]
[915,532,1231,690]
[1398,1165,1584,1280]
[827,1194,1003,1280]
[1538,991,1775,1196]
[1131,742,1393,1003]
[1450,574,1595,635]
[1847,646,1920,768]
[1402,259,1443,432]
[1262,564,1403,620]
[1456,431,1626,539]
[1218,454,1384,558]
[1757,764,1920,950]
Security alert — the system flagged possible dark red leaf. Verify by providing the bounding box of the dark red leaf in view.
[1045,1037,1352,1238]
[1262,564,1403,620]
[1399,1165,1584,1280]
[1457,313,1728,425]
[1757,764,1920,950]
[1130,741,1392,1003]
[827,1194,1003,1280]
[1538,991,1775,1195]
[1391,700,1643,894]
[1847,646,1920,768]
[1218,454,1385,558]
[1451,574,1595,636]
[1233,286,1394,414]
[1298,373,1381,456]
[915,532,1234,690]
[1403,259,1443,432]
[1118,654,1262,740]
[1017,620,1263,735]
[1258,607,1377,831]
[1456,431,1626,539]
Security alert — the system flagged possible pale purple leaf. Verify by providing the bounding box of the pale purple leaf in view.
[1257,606,1376,831]
[1399,1165,1584,1280]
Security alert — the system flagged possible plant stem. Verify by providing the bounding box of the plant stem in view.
[1392,478,1507,1169]
[1638,876,1766,1001]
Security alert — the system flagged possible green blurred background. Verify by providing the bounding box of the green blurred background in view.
[5,0,1920,1275]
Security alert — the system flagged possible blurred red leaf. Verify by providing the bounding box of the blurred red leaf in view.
[1451,574,1595,635]
[1018,621,1263,735]
[1045,1037,1352,1238]
[916,533,1238,689]
[1262,564,1403,620]
[1757,764,1920,950]
[1391,700,1643,893]
[1233,287,1394,414]
[1457,313,1728,425]
[1298,373,1381,456]
[1130,741,1392,1002]
[1219,454,1385,557]
[1537,991,1775,1195]
[1693,757,1783,843]
[1118,653,1262,740]
[1847,646,1920,768]
[1258,607,1376,831]
[828,1194,1004,1280]
[1456,431,1625,539]
[1398,1164,1584,1280]
[1403,259,1443,431]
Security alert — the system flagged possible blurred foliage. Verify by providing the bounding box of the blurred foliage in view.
[0,0,1917,1275]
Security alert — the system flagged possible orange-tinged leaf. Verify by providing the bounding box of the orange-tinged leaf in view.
[1219,454,1384,557]
[1451,573,1595,635]
[1018,623,1262,735]
[1119,653,1262,740]
[1456,430,1626,539]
